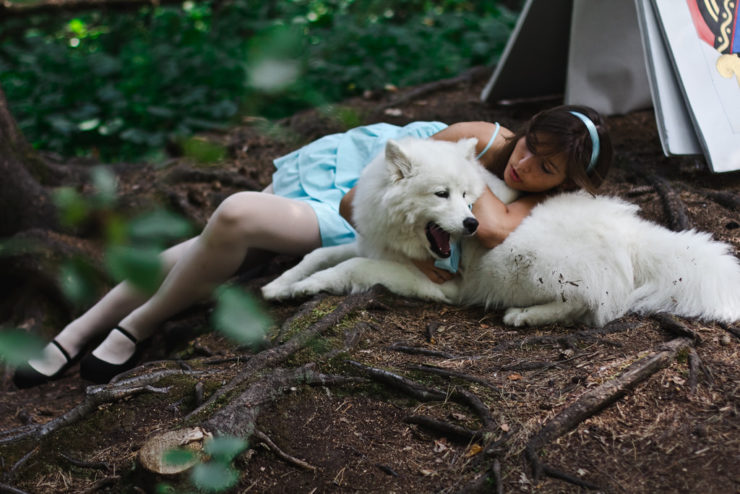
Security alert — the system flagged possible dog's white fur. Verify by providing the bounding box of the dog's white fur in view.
[262,137,740,327]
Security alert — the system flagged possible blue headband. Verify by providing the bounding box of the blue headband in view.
[569,111,600,173]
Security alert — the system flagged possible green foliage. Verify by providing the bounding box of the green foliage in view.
[212,285,271,348]
[0,0,516,161]
[0,328,44,366]
[190,461,239,492]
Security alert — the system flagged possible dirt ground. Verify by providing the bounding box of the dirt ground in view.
[1,76,739,494]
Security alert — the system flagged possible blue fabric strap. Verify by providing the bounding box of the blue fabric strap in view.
[475,122,500,160]
[569,111,600,173]
[434,241,461,274]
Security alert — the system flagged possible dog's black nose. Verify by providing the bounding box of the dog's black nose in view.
[463,217,479,234]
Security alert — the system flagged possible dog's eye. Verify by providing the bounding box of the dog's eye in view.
[435,190,449,198]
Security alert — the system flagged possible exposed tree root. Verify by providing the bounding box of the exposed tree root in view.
[351,364,501,451]
[406,364,500,392]
[404,415,484,444]
[454,459,503,494]
[187,287,386,420]
[719,322,740,340]
[201,364,365,437]
[525,337,693,489]
[0,370,206,444]
[347,360,447,402]
[653,313,700,342]
[0,482,29,494]
[634,169,690,231]
[700,189,740,212]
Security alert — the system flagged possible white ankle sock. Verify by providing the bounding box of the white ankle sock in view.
[91,329,137,365]
[28,343,69,376]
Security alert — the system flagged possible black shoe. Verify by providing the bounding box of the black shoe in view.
[80,327,144,384]
[13,340,78,389]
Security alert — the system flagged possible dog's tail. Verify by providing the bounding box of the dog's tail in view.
[629,225,740,323]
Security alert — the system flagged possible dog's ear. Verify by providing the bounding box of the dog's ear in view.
[385,139,414,180]
[456,137,479,161]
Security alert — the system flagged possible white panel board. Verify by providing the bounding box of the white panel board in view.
[635,0,702,156]
[652,0,740,172]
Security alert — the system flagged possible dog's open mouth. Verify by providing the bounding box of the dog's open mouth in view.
[425,222,451,258]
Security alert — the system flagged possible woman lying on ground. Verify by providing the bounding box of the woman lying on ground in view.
[13,104,612,388]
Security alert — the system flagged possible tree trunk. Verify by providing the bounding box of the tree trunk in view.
[0,85,58,237]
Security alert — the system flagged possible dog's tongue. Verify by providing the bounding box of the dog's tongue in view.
[427,223,451,258]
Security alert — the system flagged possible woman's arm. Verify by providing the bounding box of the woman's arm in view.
[472,188,543,248]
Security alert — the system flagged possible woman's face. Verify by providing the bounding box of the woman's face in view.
[503,136,569,193]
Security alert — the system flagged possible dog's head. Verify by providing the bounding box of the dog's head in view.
[379,137,485,259]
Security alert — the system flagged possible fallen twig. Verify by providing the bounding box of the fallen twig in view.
[388,343,458,359]
[58,453,111,471]
[252,428,316,471]
[8,447,38,478]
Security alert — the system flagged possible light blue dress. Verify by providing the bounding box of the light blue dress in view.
[272,121,448,246]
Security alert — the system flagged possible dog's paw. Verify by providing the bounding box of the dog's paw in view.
[503,307,530,327]
[261,281,290,301]
[288,278,328,298]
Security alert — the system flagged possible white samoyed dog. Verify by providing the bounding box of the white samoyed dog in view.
[262,137,740,327]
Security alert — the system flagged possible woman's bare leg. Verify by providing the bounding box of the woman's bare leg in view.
[90,191,321,364]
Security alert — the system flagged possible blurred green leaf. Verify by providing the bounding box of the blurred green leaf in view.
[212,285,270,348]
[128,209,192,244]
[190,461,239,492]
[162,448,199,467]
[58,258,98,307]
[53,187,89,227]
[203,436,247,463]
[182,137,227,164]
[91,165,118,207]
[0,329,44,367]
[105,245,163,294]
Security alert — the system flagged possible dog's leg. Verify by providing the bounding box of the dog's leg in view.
[288,258,454,303]
[503,300,588,327]
[262,243,359,300]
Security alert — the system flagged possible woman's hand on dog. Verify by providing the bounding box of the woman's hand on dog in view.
[412,259,456,284]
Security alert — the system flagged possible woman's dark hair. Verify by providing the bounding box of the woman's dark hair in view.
[491,105,613,194]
